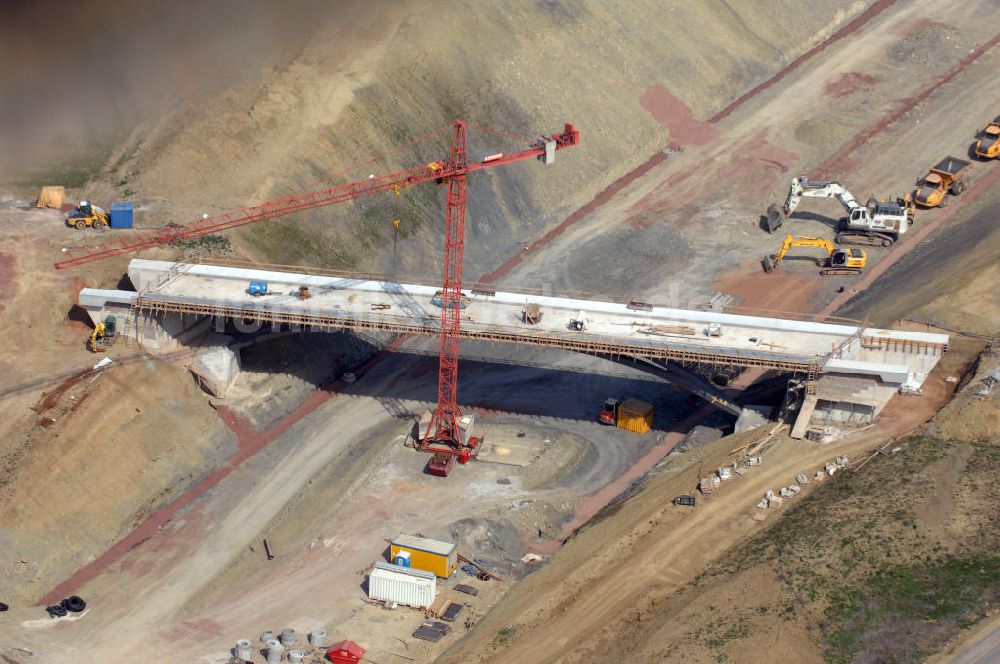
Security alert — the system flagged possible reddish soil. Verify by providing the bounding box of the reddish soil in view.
[621,130,799,230]
[623,167,710,222]
[824,72,877,98]
[709,0,898,123]
[713,259,824,313]
[746,136,800,171]
[713,130,802,191]
[875,370,956,436]
[640,85,720,146]
[816,30,1000,178]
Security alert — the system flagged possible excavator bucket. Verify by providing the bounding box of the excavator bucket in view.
[762,254,777,273]
[765,203,785,233]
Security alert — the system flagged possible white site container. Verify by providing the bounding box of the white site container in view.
[368,561,436,609]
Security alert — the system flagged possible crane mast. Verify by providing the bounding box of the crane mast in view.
[426,120,469,448]
[52,118,580,464]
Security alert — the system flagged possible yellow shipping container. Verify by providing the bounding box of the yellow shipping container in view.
[390,534,458,579]
[617,398,653,434]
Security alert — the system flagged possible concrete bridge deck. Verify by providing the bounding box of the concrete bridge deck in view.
[82,260,947,374]
[79,260,948,437]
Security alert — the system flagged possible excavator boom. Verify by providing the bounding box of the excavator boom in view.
[766,176,863,233]
[763,234,866,275]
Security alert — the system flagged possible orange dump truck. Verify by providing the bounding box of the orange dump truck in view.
[914,156,972,208]
[975,116,1000,159]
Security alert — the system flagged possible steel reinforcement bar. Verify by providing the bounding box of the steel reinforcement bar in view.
[136,296,822,374]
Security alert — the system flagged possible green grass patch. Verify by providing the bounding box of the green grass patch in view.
[695,435,1000,663]
[824,553,1000,663]
[169,234,234,256]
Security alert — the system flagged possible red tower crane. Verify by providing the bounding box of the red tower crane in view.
[55,119,580,453]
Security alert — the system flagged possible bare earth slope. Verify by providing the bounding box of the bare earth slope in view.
[2,1,999,662]
[440,122,1000,664]
[57,0,864,279]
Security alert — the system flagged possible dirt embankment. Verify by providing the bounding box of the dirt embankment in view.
[0,0,868,608]
[12,0,865,281]
[439,173,1000,664]
[0,358,235,606]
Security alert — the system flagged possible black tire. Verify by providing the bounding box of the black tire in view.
[0,602,8,612]
[92,219,107,230]
[46,604,68,618]
[881,237,892,247]
[65,596,86,612]
[74,220,86,230]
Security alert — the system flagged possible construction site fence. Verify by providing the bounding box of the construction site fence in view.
[135,295,823,374]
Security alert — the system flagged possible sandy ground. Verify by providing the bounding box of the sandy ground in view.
[497,0,1000,313]
[0,345,689,662]
[438,0,1000,660]
[1,0,999,662]
[439,349,966,663]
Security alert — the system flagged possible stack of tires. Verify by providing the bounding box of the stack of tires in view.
[46,595,86,618]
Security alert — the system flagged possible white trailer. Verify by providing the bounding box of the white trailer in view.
[368,561,436,609]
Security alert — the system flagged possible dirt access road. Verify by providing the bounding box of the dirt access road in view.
[942,615,1000,664]
[4,1,999,662]
[440,0,1000,660]
[2,341,687,662]
[495,0,1000,314]
[440,359,963,664]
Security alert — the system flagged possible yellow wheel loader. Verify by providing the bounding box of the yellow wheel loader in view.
[66,201,109,230]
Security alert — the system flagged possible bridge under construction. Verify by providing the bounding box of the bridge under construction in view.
[79,259,949,439]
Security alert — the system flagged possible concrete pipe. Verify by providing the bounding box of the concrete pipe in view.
[288,651,304,664]
[260,629,275,643]
[265,639,284,664]
[280,627,296,647]
[308,628,328,648]
[235,639,253,662]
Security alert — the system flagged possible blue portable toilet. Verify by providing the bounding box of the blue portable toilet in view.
[247,281,268,296]
[394,550,412,567]
[109,202,134,229]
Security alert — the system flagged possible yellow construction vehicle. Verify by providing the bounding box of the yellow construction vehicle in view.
[66,201,109,230]
[975,116,1000,159]
[763,235,867,276]
[87,315,117,352]
[913,157,972,208]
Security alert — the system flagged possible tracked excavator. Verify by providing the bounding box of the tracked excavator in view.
[763,235,867,276]
[766,177,913,247]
